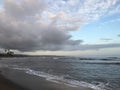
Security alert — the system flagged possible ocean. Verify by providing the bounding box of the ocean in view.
[0,56,120,90]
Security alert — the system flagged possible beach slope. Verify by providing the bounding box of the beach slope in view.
[0,68,93,90]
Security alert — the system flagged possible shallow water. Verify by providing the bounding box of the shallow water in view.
[0,56,120,90]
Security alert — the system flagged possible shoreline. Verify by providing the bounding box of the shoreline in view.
[0,53,29,58]
[0,68,94,90]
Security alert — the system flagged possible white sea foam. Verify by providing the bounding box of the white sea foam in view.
[12,67,106,90]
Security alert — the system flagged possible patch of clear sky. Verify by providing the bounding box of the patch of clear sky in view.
[70,13,120,44]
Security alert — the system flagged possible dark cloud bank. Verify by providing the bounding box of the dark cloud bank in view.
[0,0,120,52]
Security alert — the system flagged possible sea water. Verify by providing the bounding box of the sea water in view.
[0,56,120,90]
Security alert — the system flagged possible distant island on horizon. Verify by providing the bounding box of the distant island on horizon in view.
[0,53,29,57]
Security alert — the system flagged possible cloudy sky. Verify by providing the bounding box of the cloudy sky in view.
[0,0,120,56]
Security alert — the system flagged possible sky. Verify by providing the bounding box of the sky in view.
[0,0,120,57]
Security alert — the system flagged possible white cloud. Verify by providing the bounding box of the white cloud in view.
[40,0,120,31]
[0,0,120,52]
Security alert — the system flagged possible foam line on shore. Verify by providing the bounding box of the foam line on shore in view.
[12,67,105,90]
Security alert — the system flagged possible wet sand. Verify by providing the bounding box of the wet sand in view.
[0,71,27,90]
[0,68,93,90]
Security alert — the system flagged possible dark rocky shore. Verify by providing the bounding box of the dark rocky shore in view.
[0,53,29,58]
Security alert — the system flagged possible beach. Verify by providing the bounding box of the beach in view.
[0,68,93,90]
[0,56,120,90]
[0,71,27,90]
